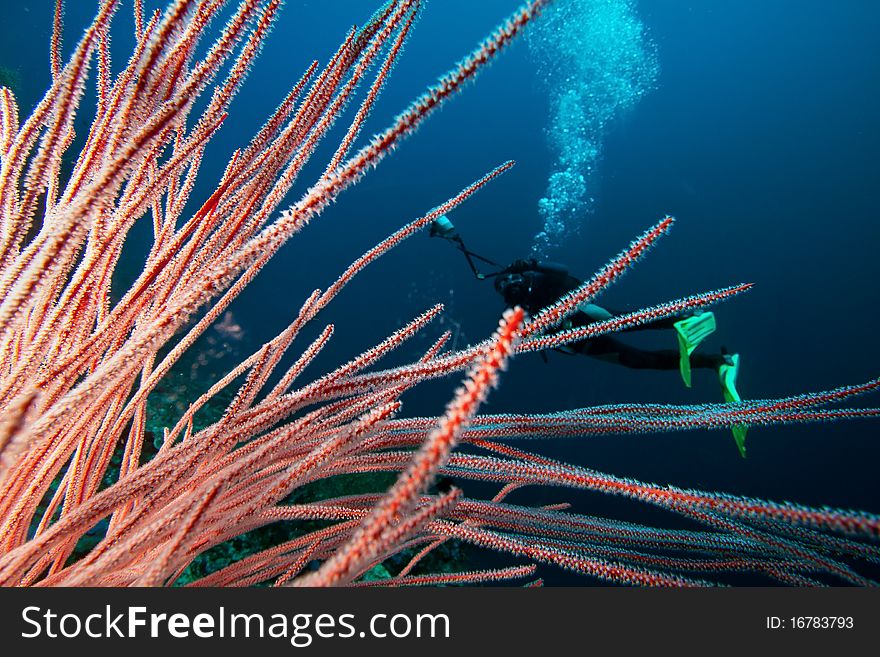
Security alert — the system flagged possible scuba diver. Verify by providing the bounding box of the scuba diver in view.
[430,215,748,457]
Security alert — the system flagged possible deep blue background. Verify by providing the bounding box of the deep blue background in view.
[2,1,878,584]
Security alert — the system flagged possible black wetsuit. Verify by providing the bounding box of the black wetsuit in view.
[494,259,724,371]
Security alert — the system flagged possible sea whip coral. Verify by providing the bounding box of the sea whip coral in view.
[0,0,877,587]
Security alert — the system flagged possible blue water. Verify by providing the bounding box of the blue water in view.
[2,0,878,585]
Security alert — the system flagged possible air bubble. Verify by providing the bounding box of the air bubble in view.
[527,0,658,258]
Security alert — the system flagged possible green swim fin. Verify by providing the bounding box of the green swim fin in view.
[673,312,716,387]
[719,353,748,458]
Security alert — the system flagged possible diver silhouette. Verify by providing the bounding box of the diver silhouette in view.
[430,215,748,456]
[493,257,726,372]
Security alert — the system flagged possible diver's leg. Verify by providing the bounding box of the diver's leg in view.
[578,336,724,371]
[577,336,677,369]
[691,351,726,370]
[589,305,679,332]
